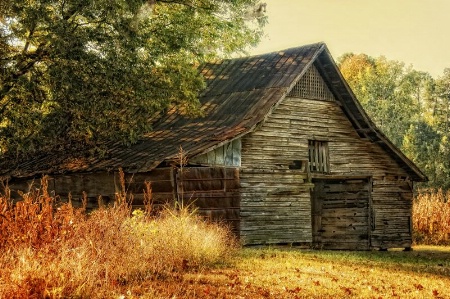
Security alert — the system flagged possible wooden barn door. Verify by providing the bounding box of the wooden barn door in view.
[311,178,372,250]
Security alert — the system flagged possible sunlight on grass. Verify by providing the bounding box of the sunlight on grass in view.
[118,246,450,298]
[205,246,450,298]
[2,176,450,298]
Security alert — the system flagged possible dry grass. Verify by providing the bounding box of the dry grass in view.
[230,246,450,299]
[2,177,450,298]
[0,176,236,298]
[107,246,450,299]
[413,189,450,245]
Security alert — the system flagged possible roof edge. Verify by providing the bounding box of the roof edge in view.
[316,46,428,182]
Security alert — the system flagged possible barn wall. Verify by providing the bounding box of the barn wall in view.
[239,169,313,244]
[174,167,240,234]
[190,139,242,166]
[7,167,241,234]
[7,170,175,210]
[240,93,413,247]
[371,180,413,248]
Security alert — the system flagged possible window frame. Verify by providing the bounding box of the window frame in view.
[308,140,330,173]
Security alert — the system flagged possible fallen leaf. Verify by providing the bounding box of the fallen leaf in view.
[258,287,270,298]
[341,286,353,295]
[414,284,424,291]
[286,287,302,294]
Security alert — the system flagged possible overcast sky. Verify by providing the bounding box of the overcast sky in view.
[251,0,449,77]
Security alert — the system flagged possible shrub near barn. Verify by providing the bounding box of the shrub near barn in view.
[0,176,236,298]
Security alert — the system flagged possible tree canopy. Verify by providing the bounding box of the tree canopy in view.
[338,53,450,189]
[0,0,266,158]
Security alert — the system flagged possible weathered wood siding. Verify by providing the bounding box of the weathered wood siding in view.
[7,167,240,234]
[190,139,241,166]
[239,169,313,244]
[8,173,119,209]
[240,68,413,247]
[312,178,371,250]
[8,170,176,210]
[371,180,413,248]
[175,167,240,234]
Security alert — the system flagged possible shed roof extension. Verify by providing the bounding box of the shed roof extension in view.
[1,43,427,181]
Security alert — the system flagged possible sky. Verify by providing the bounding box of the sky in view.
[251,0,450,77]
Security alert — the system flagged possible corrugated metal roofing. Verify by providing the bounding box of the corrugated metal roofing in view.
[0,42,427,181]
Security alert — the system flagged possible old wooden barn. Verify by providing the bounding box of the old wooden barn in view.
[2,43,427,250]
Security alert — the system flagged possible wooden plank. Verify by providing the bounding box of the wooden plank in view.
[175,166,240,234]
[239,95,413,246]
[310,178,370,249]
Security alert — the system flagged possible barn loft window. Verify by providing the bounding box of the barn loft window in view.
[288,65,335,101]
[308,140,330,173]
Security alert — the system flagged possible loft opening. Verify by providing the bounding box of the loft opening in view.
[308,140,329,173]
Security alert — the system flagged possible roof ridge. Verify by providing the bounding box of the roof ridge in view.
[204,42,326,65]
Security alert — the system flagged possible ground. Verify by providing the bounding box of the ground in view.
[117,245,450,298]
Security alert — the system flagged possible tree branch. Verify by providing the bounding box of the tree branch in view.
[0,43,50,110]
[22,23,37,55]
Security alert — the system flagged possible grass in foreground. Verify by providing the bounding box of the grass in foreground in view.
[130,245,450,299]
[0,176,236,298]
[2,181,450,298]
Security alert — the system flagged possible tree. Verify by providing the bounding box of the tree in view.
[338,54,429,148]
[403,121,449,189]
[433,69,450,135]
[0,0,266,158]
[337,53,375,105]
[338,53,450,188]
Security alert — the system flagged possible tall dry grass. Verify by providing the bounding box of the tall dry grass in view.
[0,175,237,298]
[413,189,450,245]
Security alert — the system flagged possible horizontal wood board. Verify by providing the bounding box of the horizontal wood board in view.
[240,93,414,247]
[312,179,370,250]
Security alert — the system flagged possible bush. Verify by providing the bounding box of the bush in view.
[413,189,450,245]
[0,177,237,298]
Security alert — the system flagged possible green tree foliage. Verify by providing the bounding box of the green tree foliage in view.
[338,54,450,189]
[339,54,425,146]
[0,0,266,157]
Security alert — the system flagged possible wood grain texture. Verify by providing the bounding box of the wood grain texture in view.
[240,92,414,248]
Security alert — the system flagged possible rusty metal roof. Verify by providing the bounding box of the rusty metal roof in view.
[1,42,427,181]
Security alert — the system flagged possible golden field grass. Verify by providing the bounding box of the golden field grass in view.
[125,245,450,299]
[1,177,450,298]
[0,176,237,298]
[413,189,450,245]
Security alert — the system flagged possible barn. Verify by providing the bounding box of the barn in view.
[1,43,427,250]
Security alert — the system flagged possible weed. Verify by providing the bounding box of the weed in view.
[0,175,235,298]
